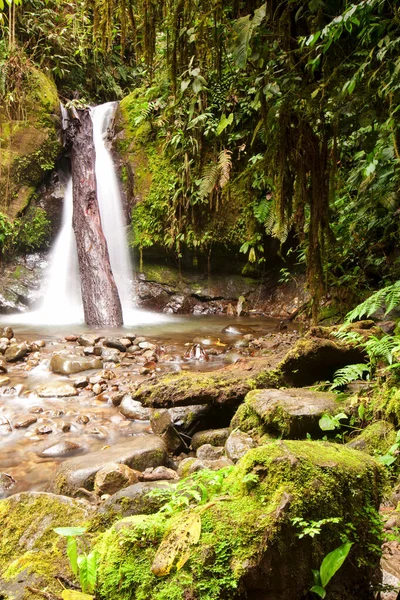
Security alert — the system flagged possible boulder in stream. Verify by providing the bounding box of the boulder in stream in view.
[50,353,103,375]
[5,342,29,363]
[50,435,167,496]
[36,380,77,398]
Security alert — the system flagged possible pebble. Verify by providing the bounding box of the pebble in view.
[14,416,37,429]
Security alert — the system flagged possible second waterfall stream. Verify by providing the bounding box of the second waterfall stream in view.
[13,102,167,326]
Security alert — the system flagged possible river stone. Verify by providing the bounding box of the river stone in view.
[225,430,257,462]
[103,338,127,352]
[191,428,230,450]
[119,395,151,420]
[5,341,29,362]
[14,415,37,429]
[36,380,77,398]
[94,463,140,495]
[1,326,13,339]
[222,324,254,334]
[50,435,167,495]
[231,388,341,439]
[177,457,233,477]
[101,348,121,363]
[50,353,103,375]
[150,405,211,436]
[196,444,225,461]
[0,492,92,596]
[99,481,173,518]
[0,340,9,353]
[78,334,101,347]
[139,466,179,482]
[0,375,10,386]
[0,472,16,497]
[0,358,7,373]
[39,440,82,457]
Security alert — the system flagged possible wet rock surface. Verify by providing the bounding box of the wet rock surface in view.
[50,435,168,495]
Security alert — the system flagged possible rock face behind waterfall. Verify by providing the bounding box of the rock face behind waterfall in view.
[68,109,123,327]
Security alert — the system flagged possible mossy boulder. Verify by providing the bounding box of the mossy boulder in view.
[0,492,92,599]
[0,64,61,219]
[95,440,384,600]
[278,337,367,387]
[231,388,344,440]
[347,420,396,455]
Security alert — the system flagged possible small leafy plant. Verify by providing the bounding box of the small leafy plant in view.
[53,527,98,595]
[310,541,353,598]
[291,517,341,539]
[377,430,400,467]
[319,412,348,432]
[148,467,233,514]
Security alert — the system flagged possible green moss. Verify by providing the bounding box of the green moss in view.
[96,441,384,600]
[347,421,396,455]
[0,64,61,218]
[0,493,90,596]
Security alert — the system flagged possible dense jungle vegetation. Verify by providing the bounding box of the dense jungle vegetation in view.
[1,0,400,318]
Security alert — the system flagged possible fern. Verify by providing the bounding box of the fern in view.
[345,281,400,323]
[199,163,219,199]
[218,149,232,188]
[198,149,232,198]
[363,334,400,365]
[330,364,370,390]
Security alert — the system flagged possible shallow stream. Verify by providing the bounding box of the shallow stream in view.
[0,314,295,496]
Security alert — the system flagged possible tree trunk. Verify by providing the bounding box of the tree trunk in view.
[68,109,123,327]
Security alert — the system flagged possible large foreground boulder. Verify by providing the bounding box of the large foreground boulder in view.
[96,440,384,600]
[0,492,92,599]
[49,435,167,496]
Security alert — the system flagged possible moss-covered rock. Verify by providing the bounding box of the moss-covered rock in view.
[0,492,92,599]
[231,387,345,440]
[347,421,396,455]
[95,440,384,600]
[0,64,61,219]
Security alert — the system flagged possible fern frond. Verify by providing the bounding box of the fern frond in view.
[345,281,400,323]
[330,364,370,390]
[199,163,219,199]
[218,149,232,188]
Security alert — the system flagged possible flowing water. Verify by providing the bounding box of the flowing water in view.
[5,102,168,327]
[0,103,299,497]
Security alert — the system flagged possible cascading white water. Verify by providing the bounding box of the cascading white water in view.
[39,179,83,324]
[5,102,169,327]
[91,102,133,314]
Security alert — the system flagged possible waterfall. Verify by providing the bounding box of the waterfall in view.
[6,102,168,327]
[91,102,133,314]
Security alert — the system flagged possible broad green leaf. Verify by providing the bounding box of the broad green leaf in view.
[151,512,201,576]
[54,527,86,537]
[67,536,78,577]
[0,0,4,11]
[310,585,326,598]
[86,550,99,593]
[319,415,336,431]
[78,554,88,593]
[216,113,233,136]
[320,541,353,588]
[378,454,397,466]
